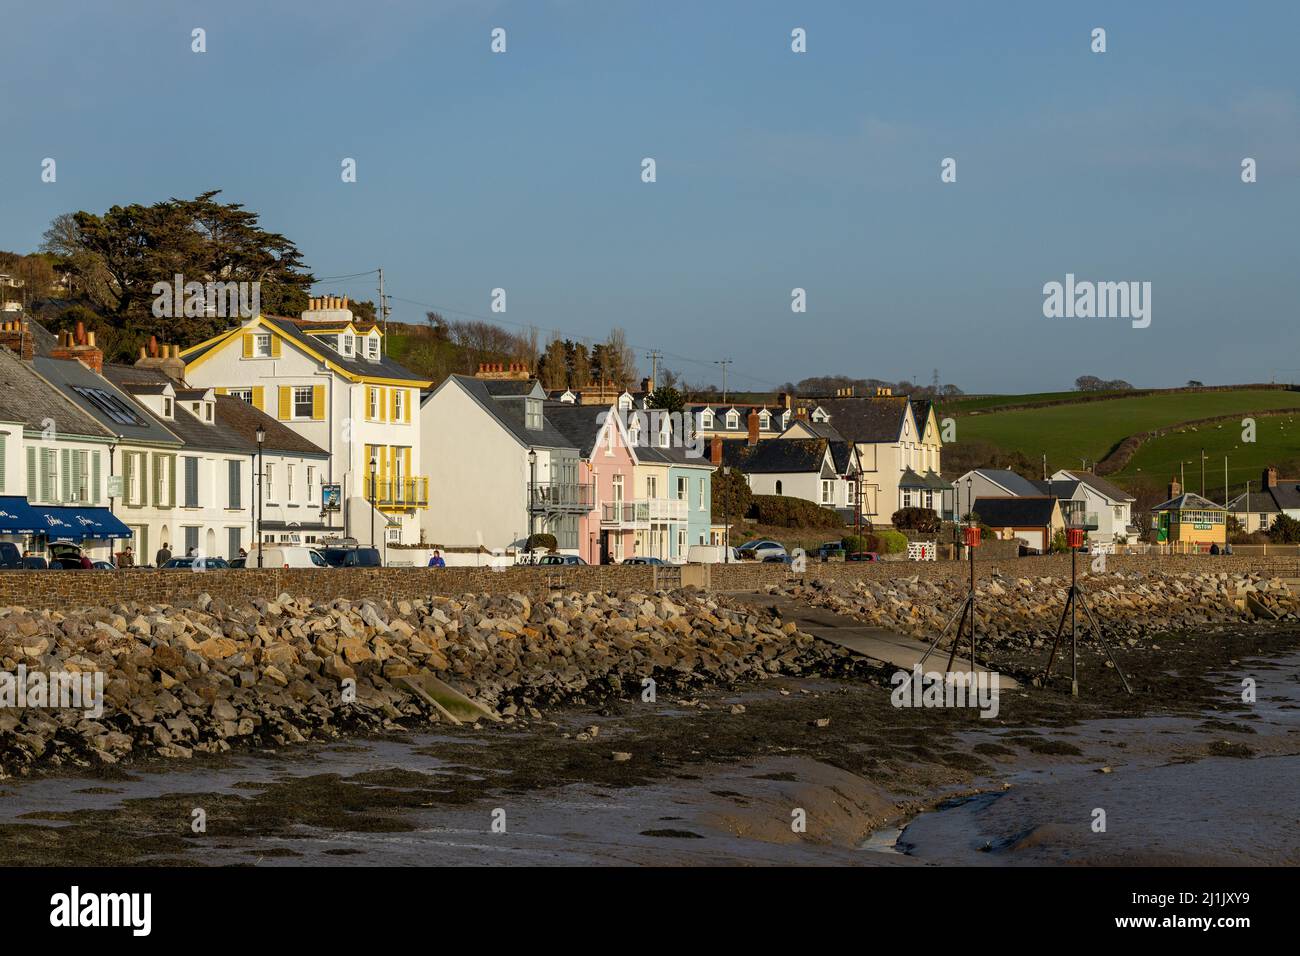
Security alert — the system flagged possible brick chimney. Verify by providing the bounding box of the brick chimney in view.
[475,361,531,381]
[747,410,760,445]
[1169,477,1182,500]
[1263,466,1278,490]
[0,318,34,361]
[710,435,723,466]
[778,391,793,410]
[50,321,103,374]
[135,338,187,383]
[795,405,808,419]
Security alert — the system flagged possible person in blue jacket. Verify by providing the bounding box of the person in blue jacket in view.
[427,550,446,568]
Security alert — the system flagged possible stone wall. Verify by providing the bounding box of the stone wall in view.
[2,552,1298,612]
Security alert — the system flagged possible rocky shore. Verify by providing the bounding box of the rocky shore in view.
[778,568,1300,656]
[0,590,875,774]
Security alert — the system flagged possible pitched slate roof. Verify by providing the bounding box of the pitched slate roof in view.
[434,375,576,451]
[911,399,934,436]
[184,317,430,384]
[970,468,1043,496]
[1151,492,1226,512]
[1056,470,1136,503]
[100,363,327,456]
[0,347,112,437]
[721,438,830,474]
[973,496,1059,527]
[1226,490,1282,513]
[543,401,617,457]
[1034,478,1081,498]
[814,396,912,443]
[781,418,845,441]
[686,403,786,432]
[32,355,180,445]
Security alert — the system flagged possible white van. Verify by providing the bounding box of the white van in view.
[686,544,741,564]
[244,546,327,569]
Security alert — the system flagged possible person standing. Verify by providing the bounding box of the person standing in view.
[155,542,172,566]
[427,550,446,568]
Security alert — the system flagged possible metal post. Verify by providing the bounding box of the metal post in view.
[369,456,377,550]
[256,439,264,568]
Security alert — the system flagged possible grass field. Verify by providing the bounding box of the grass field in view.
[949,390,1300,489]
[937,390,1135,414]
[1111,413,1300,499]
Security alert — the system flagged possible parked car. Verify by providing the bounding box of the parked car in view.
[685,544,742,564]
[91,560,116,570]
[535,554,587,565]
[0,542,23,568]
[847,551,879,562]
[21,556,48,569]
[247,547,327,569]
[762,553,793,564]
[318,546,383,568]
[737,539,787,561]
[228,557,246,568]
[622,556,666,565]
[812,541,847,560]
[162,556,230,570]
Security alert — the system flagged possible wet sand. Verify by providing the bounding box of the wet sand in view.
[1,623,1296,866]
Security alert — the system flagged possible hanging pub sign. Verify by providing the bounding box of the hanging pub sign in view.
[321,483,342,512]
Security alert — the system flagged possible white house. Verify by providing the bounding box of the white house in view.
[420,372,588,559]
[180,296,432,545]
[1047,470,1137,544]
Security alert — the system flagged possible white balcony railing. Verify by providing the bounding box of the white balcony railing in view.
[600,498,689,527]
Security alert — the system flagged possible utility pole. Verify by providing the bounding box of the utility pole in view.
[377,268,389,354]
[1201,447,1206,496]
[645,350,661,391]
[714,359,733,404]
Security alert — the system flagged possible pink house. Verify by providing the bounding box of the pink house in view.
[547,403,637,564]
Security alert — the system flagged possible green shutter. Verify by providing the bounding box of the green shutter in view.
[40,449,52,502]
[26,447,35,500]
[169,455,177,508]
[92,451,101,504]
[122,453,134,508]
[60,448,70,502]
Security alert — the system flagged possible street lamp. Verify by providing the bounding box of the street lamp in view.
[255,425,265,567]
[369,455,377,550]
[528,449,537,539]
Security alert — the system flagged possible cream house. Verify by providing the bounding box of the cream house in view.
[180,297,432,545]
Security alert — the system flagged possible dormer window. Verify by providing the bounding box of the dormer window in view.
[781,410,790,428]
[725,410,739,430]
[253,333,272,357]
[759,411,771,429]
[163,397,174,418]
[627,416,640,445]
[812,407,828,422]
[366,336,380,360]
[700,410,713,429]
[618,394,632,411]
[339,335,355,357]
[525,398,542,431]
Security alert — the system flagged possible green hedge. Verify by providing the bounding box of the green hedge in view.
[875,529,908,554]
[525,533,557,552]
[750,495,844,528]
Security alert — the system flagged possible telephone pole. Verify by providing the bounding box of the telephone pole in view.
[377,268,390,354]
[645,350,661,391]
[714,359,733,403]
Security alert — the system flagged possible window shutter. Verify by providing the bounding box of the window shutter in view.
[26,447,36,500]
[312,384,325,420]
[92,451,101,504]
[60,448,70,502]
[0,435,5,493]
[270,335,281,358]
[169,455,177,507]
[252,386,265,411]
[185,457,199,507]
[122,452,134,506]
[228,459,242,509]
[278,386,291,420]
[242,333,254,358]
[403,389,411,423]
[41,449,54,502]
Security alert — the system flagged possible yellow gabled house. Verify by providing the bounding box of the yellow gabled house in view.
[180,296,432,547]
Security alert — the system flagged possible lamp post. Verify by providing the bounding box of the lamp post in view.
[528,449,537,540]
[369,455,377,550]
[255,426,265,567]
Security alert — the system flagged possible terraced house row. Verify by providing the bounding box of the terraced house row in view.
[0,295,947,565]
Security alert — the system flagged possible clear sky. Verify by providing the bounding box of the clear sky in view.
[2,0,1296,393]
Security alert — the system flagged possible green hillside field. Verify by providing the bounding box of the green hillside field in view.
[947,389,1300,497]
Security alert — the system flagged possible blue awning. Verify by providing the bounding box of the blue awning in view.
[0,497,46,535]
[21,504,134,540]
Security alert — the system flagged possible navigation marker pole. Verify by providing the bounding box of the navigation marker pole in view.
[1040,523,1133,696]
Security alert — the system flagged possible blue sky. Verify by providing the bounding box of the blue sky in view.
[2,0,1297,393]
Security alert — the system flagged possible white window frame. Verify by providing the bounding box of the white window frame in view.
[725,410,739,430]
[700,410,714,429]
[368,388,378,420]
[253,333,272,357]
[293,386,314,419]
[820,480,834,505]
[366,336,380,360]
[676,476,687,501]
